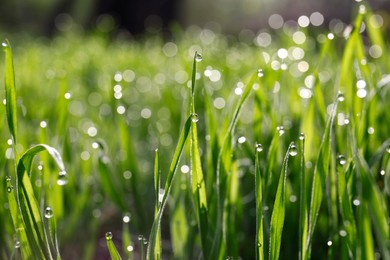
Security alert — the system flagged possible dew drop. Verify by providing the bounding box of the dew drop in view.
[7,186,13,193]
[257,69,264,77]
[197,183,201,189]
[289,143,298,156]
[138,235,143,241]
[5,176,11,182]
[327,240,333,246]
[277,126,285,136]
[337,92,345,102]
[57,171,69,186]
[380,170,385,176]
[14,241,20,249]
[127,245,134,252]
[257,242,262,247]
[353,199,361,206]
[337,155,347,166]
[339,229,347,237]
[195,53,203,62]
[191,113,199,123]
[123,214,131,223]
[256,143,263,152]
[44,207,54,218]
[143,238,148,245]
[299,133,305,141]
[105,232,113,241]
[2,42,8,47]
[386,145,390,154]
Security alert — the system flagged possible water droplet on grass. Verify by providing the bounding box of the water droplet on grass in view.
[277,126,285,136]
[2,42,8,47]
[123,214,131,223]
[14,241,20,248]
[191,113,199,123]
[143,238,148,245]
[339,230,347,237]
[299,133,305,140]
[337,155,347,165]
[257,69,264,77]
[289,144,298,156]
[337,92,345,102]
[105,232,113,241]
[44,207,54,218]
[257,242,262,247]
[57,171,69,186]
[138,235,143,241]
[195,53,203,62]
[327,240,332,246]
[386,145,390,154]
[256,143,263,152]
[7,186,13,193]
[5,176,11,182]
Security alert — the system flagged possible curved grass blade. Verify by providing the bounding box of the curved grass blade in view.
[147,115,192,260]
[2,39,18,145]
[17,144,67,260]
[105,232,122,260]
[269,142,295,260]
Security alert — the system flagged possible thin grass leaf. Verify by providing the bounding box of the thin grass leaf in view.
[269,142,295,260]
[306,97,338,257]
[337,162,357,258]
[2,39,18,145]
[105,232,122,260]
[6,176,34,259]
[298,134,309,260]
[16,144,66,260]
[255,145,264,260]
[153,148,161,260]
[211,72,257,258]
[147,115,192,260]
[190,52,209,258]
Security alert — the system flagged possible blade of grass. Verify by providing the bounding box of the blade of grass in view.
[298,133,309,260]
[17,144,67,259]
[147,115,192,260]
[269,142,295,260]
[2,39,18,146]
[306,97,339,257]
[153,148,161,259]
[255,144,264,260]
[190,52,209,258]
[211,72,257,258]
[105,232,122,260]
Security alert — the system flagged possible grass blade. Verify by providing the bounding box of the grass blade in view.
[298,133,309,260]
[255,144,264,260]
[306,97,338,256]
[190,52,209,258]
[105,232,122,260]
[2,39,18,145]
[153,148,161,259]
[147,115,192,260]
[269,142,295,260]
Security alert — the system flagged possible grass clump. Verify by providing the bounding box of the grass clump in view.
[1,3,390,259]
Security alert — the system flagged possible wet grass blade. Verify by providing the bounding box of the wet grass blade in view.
[16,144,67,259]
[255,145,264,260]
[298,134,309,260]
[106,232,122,260]
[2,39,18,145]
[212,72,257,258]
[269,142,294,260]
[190,52,209,258]
[306,98,338,256]
[153,148,161,259]
[147,115,192,260]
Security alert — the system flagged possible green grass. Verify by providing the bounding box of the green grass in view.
[1,3,390,259]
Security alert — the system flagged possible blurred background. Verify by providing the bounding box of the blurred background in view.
[0,0,389,37]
